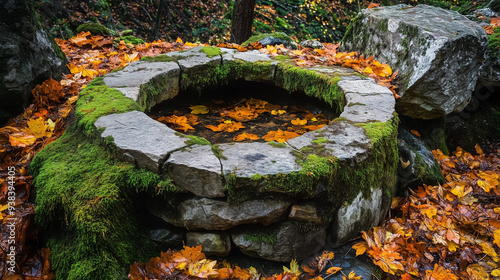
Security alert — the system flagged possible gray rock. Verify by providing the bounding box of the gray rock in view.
[339,80,395,123]
[259,36,299,50]
[287,120,372,164]
[300,40,324,49]
[150,197,290,230]
[149,228,184,248]
[219,142,302,178]
[0,0,68,124]
[331,188,385,246]
[232,223,326,262]
[221,48,277,82]
[166,46,221,74]
[288,204,323,224]
[341,4,488,119]
[186,232,231,256]
[166,145,225,198]
[94,110,188,172]
[103,61,180,109]
[397,129,443,195]
[474,8,497,17]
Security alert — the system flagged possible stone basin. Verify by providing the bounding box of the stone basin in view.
[88,46,398,262]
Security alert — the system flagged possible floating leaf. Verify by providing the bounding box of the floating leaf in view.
[326,267,342,275]
[291,118,307,125]
[262,129,299,143]
[190,105,209,114]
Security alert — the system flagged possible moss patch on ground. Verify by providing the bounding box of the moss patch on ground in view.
[30,128,165,279]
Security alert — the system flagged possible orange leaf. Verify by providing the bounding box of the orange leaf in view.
[233,133,260,142]
[291,118,307,125]
[367,2,382,8]
[410,130,421,137]
[262,129,299,143]
[475,143,484,155]
[326,267,342,275]
[9,132,36,147]
[352,242,368,256]
[206,121,245,132]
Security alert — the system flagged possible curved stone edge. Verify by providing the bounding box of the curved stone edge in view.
[82,46,398,248]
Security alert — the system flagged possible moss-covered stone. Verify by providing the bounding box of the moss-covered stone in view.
[30,128,165,280]
[275,63,345,113]
[76,22,110,35]
[139,55,176,62]
[114,35,144,45]
[199,46,222,58]
[242,32,295,47]
[75,77,141,135]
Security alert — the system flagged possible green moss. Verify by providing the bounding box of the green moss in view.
[251,173,263,181]
[311,137,328,145]
[244,226,279,244]
[275,63,345,113]
[76,22,110,35]
[376,18,389,33]
[75,77,141,135]
[199,46,222,58]
[267,141,287,148]
[242,32,295,47]
[110,67,124,73]
[114,35,144,45]
[140,55,176,62]
[260,154,339,196]
[183,135,211,146]
[275,55,291,61]
[30,129,165,280]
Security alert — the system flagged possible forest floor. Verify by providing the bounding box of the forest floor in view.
[0,20,499,280]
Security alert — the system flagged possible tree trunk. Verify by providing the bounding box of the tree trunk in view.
[230,0,256,44]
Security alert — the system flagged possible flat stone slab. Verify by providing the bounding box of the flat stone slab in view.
[166,145,224,198]
[103,61,180,106]
[287,120,372,164]
[94,110,187,172]
[219,142,302,178]
[150,197,291,230]
[166,46,221,72]
[186,232,231,257]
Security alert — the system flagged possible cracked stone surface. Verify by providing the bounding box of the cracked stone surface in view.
[94,110,187,172]
[341,4,488,119]
[149,197,291,230]
[166,46,221,73]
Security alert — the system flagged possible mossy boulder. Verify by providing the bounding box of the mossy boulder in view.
[341,4,488,119]
[0,0,68,125]
[76,22,111,35]
[243,32,298,49]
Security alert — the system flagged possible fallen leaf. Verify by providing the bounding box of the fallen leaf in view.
[190,105,209,115]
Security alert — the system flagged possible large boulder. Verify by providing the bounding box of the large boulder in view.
[0,0,68,125]
[341,4,488,119]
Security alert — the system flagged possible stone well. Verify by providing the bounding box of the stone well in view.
[88,46,398,262]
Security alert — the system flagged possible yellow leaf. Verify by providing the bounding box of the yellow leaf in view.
[67,63,82,74]
[363,66,374,74]
[82,68,98,78]
[326,267,342,275]
[176,37,183,43]
[23,117,53,139]
[352,242,368,256]
[492,269,500,276]
[447,240,459,252]
[479,241,498,262]
[477,180,492,193]
[494,229,500,248]
[475,143,484,155]
[311,117,318,121]
[190,105,209,114]
[400,158,410,169]
[291,118,307,125]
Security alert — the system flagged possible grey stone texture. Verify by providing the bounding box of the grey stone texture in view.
[186,232,231,257]
[0,0,68,124]
[341,4,488,119]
